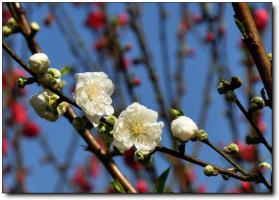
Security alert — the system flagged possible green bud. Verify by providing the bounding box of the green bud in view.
[134,150,152,165]
[217,80,230,94]
[230,76,242,89]
[224,143,239,154]
[267,53,272,62]
[225,91,236,102]
[203,165,218,176]
[258,162,272,170]
[48,68,62,85]
[196,129,208,142]
[134,150,145,162]
[3,25,13,36]
[105,115,117,126]
[17,77,28,88]
[169,108,184,119]
[250,96,265,110]
[245,135,262,144]
[7,17,18,28]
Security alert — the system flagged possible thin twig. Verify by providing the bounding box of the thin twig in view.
[234,97,272,153]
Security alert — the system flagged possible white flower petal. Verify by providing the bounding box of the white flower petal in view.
[73,72,114,127]
[112,102,163,154]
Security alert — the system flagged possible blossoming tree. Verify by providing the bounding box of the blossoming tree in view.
[2,2,272,193]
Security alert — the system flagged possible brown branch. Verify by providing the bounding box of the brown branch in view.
[155,146,271,191]
[232,3,272,106]
[8,3,41,53]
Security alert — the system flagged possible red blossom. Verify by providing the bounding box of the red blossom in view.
[255,112,267,133]
[3,136,8,156]
[236,141,256,162]
[205,32,215,42]
[118,13,129,26]
[22,121,40,138]
[240,181,252,193]
[192,14,203,24]
[254,8,269,32]
[73,166,92,192]
[197,184,206,193]
[89,156,100,178]
[86,10,106,30]
[94,36,108,51]
[2,9,12,24]
[3,68,26,90]
[136,179,148,193]
[132,78,141,86]
[124,148,143,172]
[183,167,196,183]
[44,13,55,26]
[10,101,28,124]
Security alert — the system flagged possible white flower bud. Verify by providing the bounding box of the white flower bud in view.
[28,53,50,73]
[171,116,198,143]
[258,162,272,170]
[29,91,66,122]
[30,22,40,32]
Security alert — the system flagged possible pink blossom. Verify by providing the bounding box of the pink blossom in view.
[22,121,40,138]
[254,9,269,32]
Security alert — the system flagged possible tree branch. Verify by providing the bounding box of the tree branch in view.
[232,3,272,107]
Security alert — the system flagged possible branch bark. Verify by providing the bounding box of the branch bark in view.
[232,3,272,106]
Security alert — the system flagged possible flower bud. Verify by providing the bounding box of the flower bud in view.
[224,143,239,154]
[258,162,272,170]
[28,53,50,73]
[250,96,265,110]
[134,150,152,165]
[169,108,184,119]
[7,17,18,28]
[17,77,28,88]
[105,115,117,126]
[30,22,40,36]
[3,25,13,36]
[267,53,272,62]
[30,22,40,31]
[171,116,198,143]
[203,165,218,176]
[225,91,236,102]
[48,68,62,85]
[217,80,230,94]
[230,76,242,89]
[29,90,66,122]
[196,129,208,142]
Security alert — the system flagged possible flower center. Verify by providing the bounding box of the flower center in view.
[131,122,144,136]
[40,59,48,66]
[84,82,101,100]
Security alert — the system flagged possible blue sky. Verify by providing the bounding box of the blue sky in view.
[3,2,272,193]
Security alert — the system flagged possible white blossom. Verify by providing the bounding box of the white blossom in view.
[28,53,50,73]
[171,116,198,143]
[73,72,114,127]
[29,90,67,122]
[112,102,164,155]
